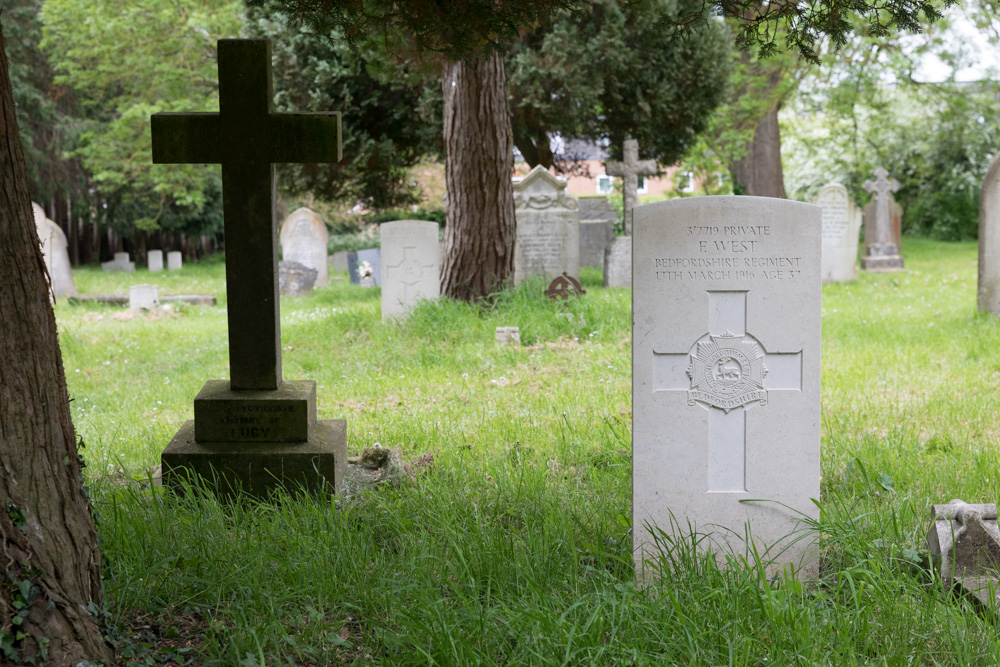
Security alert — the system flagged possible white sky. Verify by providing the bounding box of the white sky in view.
[905,8,1000,82]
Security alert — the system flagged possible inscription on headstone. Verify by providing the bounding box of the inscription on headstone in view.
[513,165,580,283]
[632,196,820,579]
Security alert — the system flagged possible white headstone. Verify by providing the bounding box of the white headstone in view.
[979,152,1000,317]
[380,220,441,322]
[101,251,135,273]
[167,251,182,271]
[148,249,164,272]
[603,237,631,288]
[31,202,77,298]
[812,183,862,283]
[632,196,821,580]
[129,284,159,311]
[513,166,580,283]
[280,207,329,287]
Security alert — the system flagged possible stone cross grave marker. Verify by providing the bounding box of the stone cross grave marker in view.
[978,152,1000,318]
[812,183,862,283]
[632,196,820,580]
[152,39,346,497]
[280,207,329,287]
[860,167,904,271]
[513,165,580,283]
[605,138,657,236]
[380,220,440,322]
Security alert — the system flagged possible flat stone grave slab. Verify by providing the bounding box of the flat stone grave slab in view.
[632,196,821,580]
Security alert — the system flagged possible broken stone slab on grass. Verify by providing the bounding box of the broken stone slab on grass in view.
[927,499,1000,610]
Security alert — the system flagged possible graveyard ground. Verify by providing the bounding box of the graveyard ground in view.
[58,238,1000,664]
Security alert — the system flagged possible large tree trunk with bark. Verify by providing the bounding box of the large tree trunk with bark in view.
[0,21,111,665]
[440,52,516,301]
[731,102,786,198]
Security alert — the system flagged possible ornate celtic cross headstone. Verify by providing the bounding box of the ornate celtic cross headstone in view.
[151,39,341,390]
[605,138,657,236]
[860,167,904,271]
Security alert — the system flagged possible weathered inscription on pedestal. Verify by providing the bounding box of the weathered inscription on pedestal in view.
[193,380,316,443]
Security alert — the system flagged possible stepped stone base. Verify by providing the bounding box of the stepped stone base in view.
[162,419,346,499]
[860,255,905,271]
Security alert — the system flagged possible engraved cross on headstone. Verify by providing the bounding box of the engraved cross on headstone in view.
[605,138,657,236]
[151,39,342,391]
[862,167,900,252]
[385,246,435,302]
[650,291,802,492]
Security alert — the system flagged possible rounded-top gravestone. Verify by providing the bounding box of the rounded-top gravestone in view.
[280,207,329,287]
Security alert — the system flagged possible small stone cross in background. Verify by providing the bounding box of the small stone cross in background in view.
[860,167,904,271]
[605,138,657,236]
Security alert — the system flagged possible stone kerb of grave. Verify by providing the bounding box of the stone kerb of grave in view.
[812,183,862,283]
[380,220,441,322]
[632,196,821,581]
[860,167,904,271]
[513,165,580,284]
[280,207,329,287]
[32,201,78,298]
[978,152,1000,318]
[152,39,346,498]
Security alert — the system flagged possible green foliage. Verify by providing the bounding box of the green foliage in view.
[243,4,442,210]
[506,0,733,169]
[40,0,242,236]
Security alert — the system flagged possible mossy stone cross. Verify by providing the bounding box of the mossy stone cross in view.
[151,39,341,391]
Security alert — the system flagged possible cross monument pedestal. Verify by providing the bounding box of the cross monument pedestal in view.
[860,167,904,272]
[153,39,347,498]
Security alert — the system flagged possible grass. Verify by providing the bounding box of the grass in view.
[55,238,1000,665]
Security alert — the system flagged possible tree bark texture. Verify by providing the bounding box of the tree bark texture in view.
[440,53,516,301]
[731,102,787,198]
[0,21,111,665]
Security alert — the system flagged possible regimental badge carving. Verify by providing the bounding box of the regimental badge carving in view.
[686,332,769,412]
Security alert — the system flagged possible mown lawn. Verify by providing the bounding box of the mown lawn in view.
[57,237,1000,665]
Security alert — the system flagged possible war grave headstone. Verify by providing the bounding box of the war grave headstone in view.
[330,250,349,273]
[605,137,656,237]
[978,152,1000,317]
[863,192,903,252]
[513,165,580,283]
[860,167,904,271]
[278,261,319,296]
[603,237,632,287]
[148,249,164,272]
[167,251,183,271]
[152,39,346,497]
[579,220,615,269]
[632,196,821,579]
[812,183,862,283]
[280,207,329,287]
[32,201,77,298]
[101,251,135,273]
[129,285,159,311]
[380,220,440,322]
[347,248,382,287]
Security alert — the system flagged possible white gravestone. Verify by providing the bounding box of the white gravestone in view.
[812,183,862,283]
[380,220,440,322]
[632,196,821,580]
[148,249,164,272]
[31,202,77,298]
[513,166,580,283]
[979,152,1000,317]
[101,251,135,273]
[603,237,631,288]
[129,285,159,311]
[167,251,182,271]
[280,207,329,287]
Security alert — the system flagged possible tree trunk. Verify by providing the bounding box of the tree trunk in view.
[0,21,111,665]
[440,52,516,301]
[730,57,787,199]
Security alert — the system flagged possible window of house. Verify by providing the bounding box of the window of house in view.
[679,171,695,193]
[597,175,613,195]
[637,176,648,194]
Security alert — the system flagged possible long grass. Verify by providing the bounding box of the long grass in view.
[57,239,1000,664]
